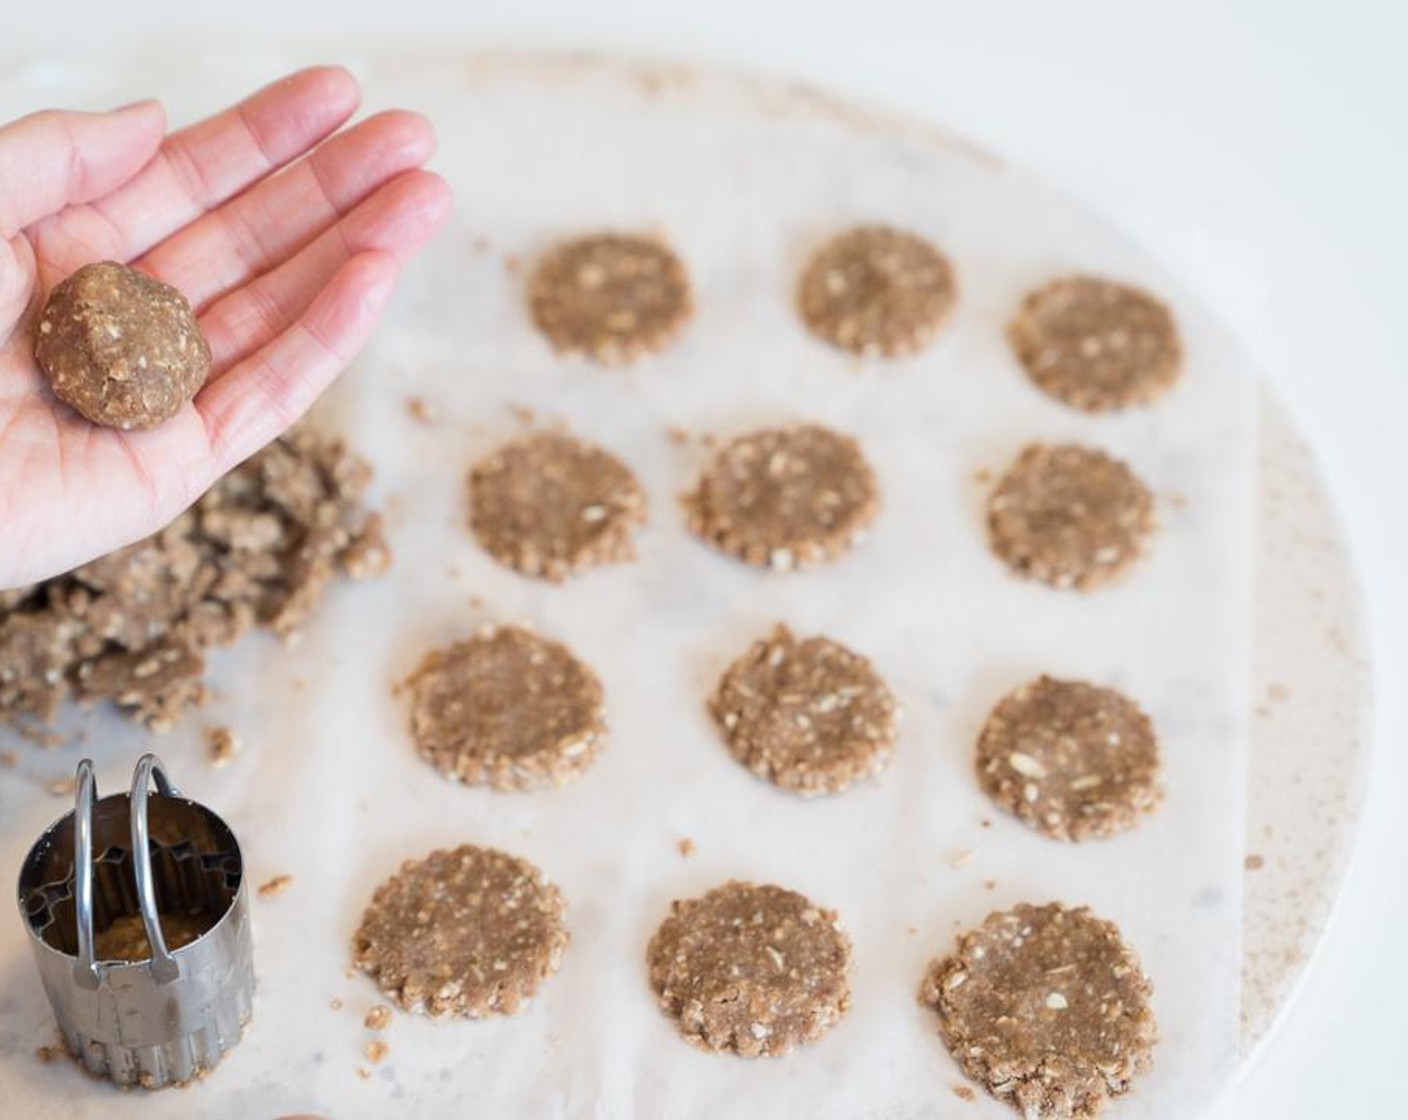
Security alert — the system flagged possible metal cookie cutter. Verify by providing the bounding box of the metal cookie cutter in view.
[16,754,254,1088]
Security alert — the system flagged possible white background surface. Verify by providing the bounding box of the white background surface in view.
[9,3,1408,1117]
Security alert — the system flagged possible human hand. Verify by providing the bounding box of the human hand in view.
[0,66,451,589]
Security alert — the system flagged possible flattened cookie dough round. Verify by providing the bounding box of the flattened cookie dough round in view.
[920,902,1156,1120]
[976,676,1161,841]
[35,261,211,429]
[1009,276,1180,411]
[468,431,647,581]
[685,424,879,570]
[527,233,692,364]
[353,845,568,1018]
[406,624,606,790]
[798,224,956,356]
[647,880,851,1057]
[710,624,898,795]
[987,444,1154,591]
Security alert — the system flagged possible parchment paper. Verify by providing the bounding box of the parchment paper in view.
[0,53,1254,1119]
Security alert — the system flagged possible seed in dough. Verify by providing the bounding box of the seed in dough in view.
[35,261,211,429]
[919,902,1157,1120]
[353,844,568,1019]
[647,880,852,1057]
[710,624,898,795]
[527,233,692,364]
[986,444,1154,591]
[1009,276,1180,411]
[976,676,1162,841]
[684,424,879,571]
[797,224,956,357]
[406,624,606,790]
[467,431,647,581]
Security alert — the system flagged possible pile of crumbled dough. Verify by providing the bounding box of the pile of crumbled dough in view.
[0,427,389,732]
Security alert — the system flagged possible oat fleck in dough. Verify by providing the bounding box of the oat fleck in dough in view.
[468,431,647,581]
[920,902,1157,1120]
[685,424,879,571]
[977,677,1162,841]
[353,845,568,1018]
[35,261,211,429]
[0,426,389,731]
[407,625,606,790]
[710,624,898,795]
[647,881,851,1057]
[987,444,1154,591]
[528,233,692,364]
[798,225,956,357]
[1009,276,1180,411]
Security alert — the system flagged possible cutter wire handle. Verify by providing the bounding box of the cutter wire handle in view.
[130,753,181,984]
[70,759,98,988]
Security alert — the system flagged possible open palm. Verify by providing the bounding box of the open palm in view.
[0,67,451,589]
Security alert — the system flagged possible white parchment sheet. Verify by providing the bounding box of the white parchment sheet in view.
[0,54,1254,1119]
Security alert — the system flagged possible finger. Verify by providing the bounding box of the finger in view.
[0,101,165,238]
[91,66,360,259]
[196,250,400,471]
[200,169,450,373]
[139,109,436,309]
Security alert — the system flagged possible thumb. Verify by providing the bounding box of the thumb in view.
[0,100,166,239]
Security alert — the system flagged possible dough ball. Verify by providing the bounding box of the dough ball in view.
[35,261,211,429]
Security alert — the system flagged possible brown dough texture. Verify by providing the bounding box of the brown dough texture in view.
[35,261,211,429]
[407,624,607,790]
[920,902,1157,1120]
[709,624,898,795]
[797,225,956,357]
[353,845,568,1018]
[987,444,1154,591]
[94,910,211,961]
[647,880,851,1057]
[0,425,389,731]
[468,431,647,581]
[528,233,692,364]
[976,677,1162,841]
[685,424,879,570]
[1009,276,1180,411]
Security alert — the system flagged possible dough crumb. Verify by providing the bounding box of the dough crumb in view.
[405,396,439,424]
[677,837,696,858]
[364,1040,389,1064]
[1244,854,1265,871]
[798,225,956,357]
[953,1085,977,1102]
[35,261,211,430]
[258,874,294,899]
[205,726,239,768]
[364,1005,392,1031]
[46,777,75,798]
[35,1045,62,1064]
[330,998,343,1011]
[528,233,693,364]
